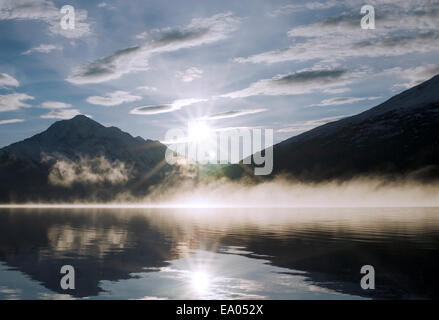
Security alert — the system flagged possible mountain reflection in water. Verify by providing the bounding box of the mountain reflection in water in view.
[0,207,438,299]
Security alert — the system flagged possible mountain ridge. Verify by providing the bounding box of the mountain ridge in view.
[0,115,173,202]
[0,115,164,168]
[223,74,439,182]
[282,74,439,146]
[2,74,439,202]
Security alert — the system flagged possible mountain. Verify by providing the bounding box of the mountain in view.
[2,74,439,202]
[223,74,439,182]
[0,115,173,202]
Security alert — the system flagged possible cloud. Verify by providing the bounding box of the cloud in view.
[135,85,157,92]
[268,1,340,17]
[22,44,62,55]
[197,108,267,120]
[40,109,86,119]
[134,31,149,40]
[45,155,131,187]
[237,1,439,64]
[67,12,240,84]
[41,101,72,109]
[306,114,350,125]
[176,67,204,82]
[130,98,207,115]
[0,73,19,87]
[310,96,381,107]
[40,101,82,120]
[0,118,24,125]
[86,90,142,106]
[0,93,34,111]
[236,32,439,65]
[97,2,116,10]
[220,69,353,98]
[276,127,307,133]
[131,104,177,115]
[0,0,92,38]
[382,64,439,89]
[323,87,351,94]
[277,115,350,133]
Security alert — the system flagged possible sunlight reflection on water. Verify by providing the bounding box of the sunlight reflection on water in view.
[0,207,438,299]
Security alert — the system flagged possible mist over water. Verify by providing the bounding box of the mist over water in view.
[3,159,439,299]
[136,176,439,208]
[8,151,435,207]
[3,176,439,207]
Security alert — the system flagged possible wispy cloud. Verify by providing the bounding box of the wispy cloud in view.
[135,85,157,92]
[131,104,178,115]
[22,44,62,55]
[41,101,72,109]
[176,67,204,82]
[310,96,380,107]
[238,1,439,65]
[86,91,142,106]
[220,69,354,98]
[0,93,34,112]
[324,87,351,94]
[268,1,340,17]
[382,64,439,89]
[97,2,116,10]
[130,98,207,115]
[277,115,350,133]
[67,12,240,84]
[40,109,85,119]
[134,31,149,40]
[0,73,19,87]
[0,118,24,125]
[39,101,83,119]
[197,108,267,120]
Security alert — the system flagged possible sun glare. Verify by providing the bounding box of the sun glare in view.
[191,270,210,294]
[188,121,212,141]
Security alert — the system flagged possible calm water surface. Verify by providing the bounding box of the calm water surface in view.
[0,207,438,299]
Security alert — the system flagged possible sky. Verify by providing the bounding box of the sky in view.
[0,0,439,148]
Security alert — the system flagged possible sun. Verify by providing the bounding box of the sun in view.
[188,121,212,142]
[191,270,210,294]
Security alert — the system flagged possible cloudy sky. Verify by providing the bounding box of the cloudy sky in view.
[0,0,438,147]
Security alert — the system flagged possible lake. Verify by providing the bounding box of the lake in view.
[0,207,438,299]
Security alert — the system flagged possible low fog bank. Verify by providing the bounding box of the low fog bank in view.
[3,176,439,207]
[2,152,439,206]
[135,176,439,207]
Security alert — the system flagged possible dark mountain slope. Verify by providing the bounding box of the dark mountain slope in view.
[223,74,439,182]
[0,115,172,202]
